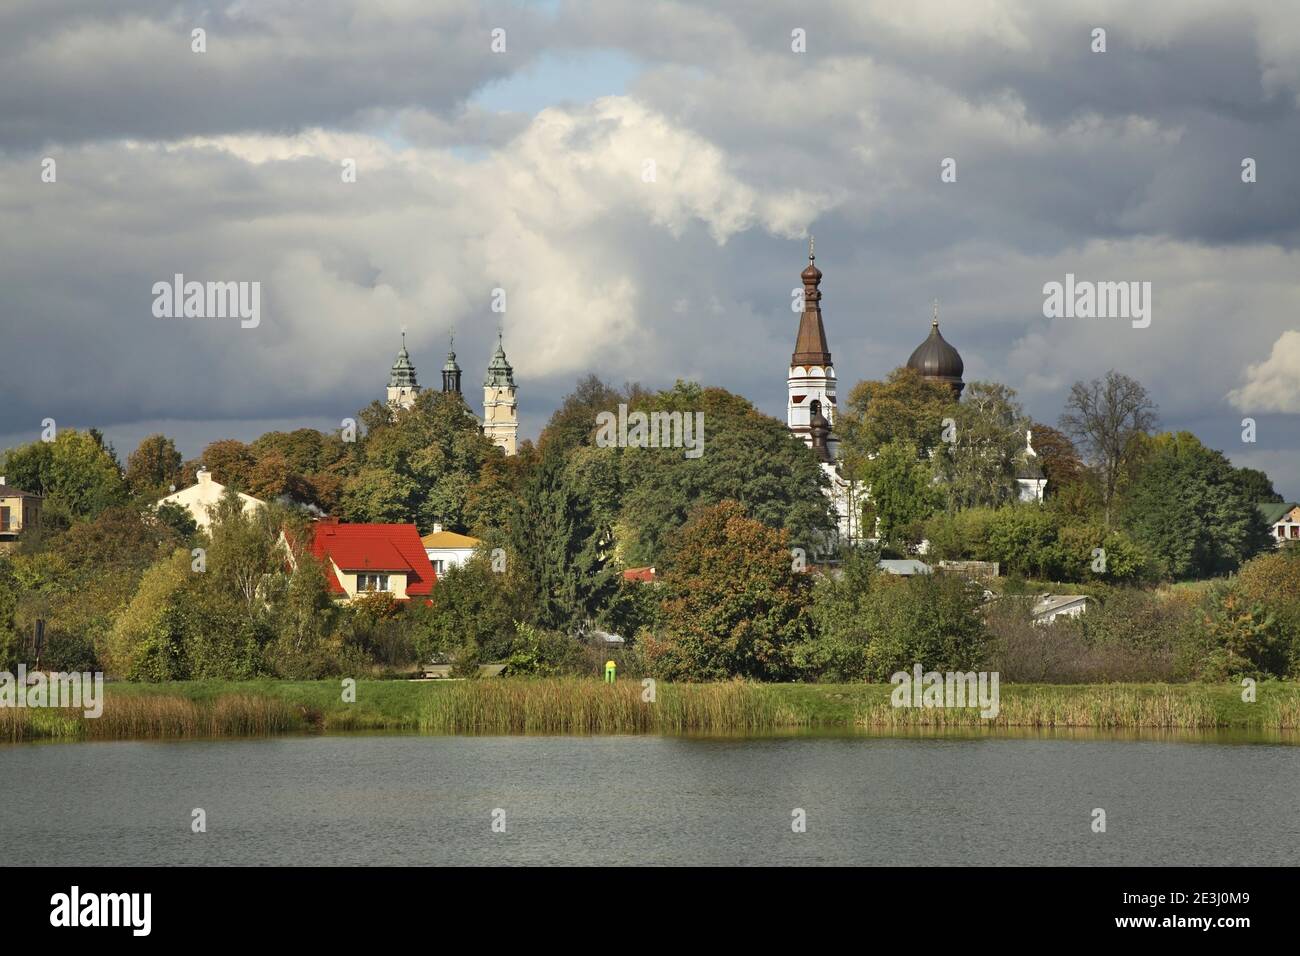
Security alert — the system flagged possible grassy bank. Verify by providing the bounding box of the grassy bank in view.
[2,679,1298,742]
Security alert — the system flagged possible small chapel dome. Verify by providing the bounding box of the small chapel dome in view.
[906,305,964,398]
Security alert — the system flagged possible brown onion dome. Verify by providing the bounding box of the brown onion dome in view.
[906,306,964,398]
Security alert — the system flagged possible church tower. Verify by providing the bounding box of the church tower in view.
[482,330,518,456]
[441,333,463,395]
[386,330,420,410]
[787,237,839,460]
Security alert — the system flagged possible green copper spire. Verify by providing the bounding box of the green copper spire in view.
[441,330,462,393]
[484,330,515,388]
[388,330,418,388]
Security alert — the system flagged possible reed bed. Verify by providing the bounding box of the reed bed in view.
[0,693,303,742]
[857,685,1223,729]
[420,678,798,735]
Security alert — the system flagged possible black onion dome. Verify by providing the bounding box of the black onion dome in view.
[906,318,964,397]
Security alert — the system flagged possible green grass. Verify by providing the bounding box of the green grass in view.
[3,679,1298,741]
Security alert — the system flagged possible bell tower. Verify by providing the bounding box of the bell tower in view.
[787,237,838,459]
[386,329,420,409]
[483,329,518,455]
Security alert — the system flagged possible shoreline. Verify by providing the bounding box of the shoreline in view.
[2,679,1299,743]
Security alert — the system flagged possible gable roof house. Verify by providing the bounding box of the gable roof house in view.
[421,525,482,575]
[1032,594,1095,625]
[1258,502,1300,546]
[156,468,266,530]
[294,519,436,602]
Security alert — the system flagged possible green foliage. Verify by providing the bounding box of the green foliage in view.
[613,383,834,565]
[794,548,879,681]
[414,553,533,664]
[937,381,1026,510]
[1,429,127,520]
[341,390,501,531]
[1122,432,1270,579]
[860,440,940,553]
[503,623,588,676]
[839,367,958,461]
[644,500,813,681]
[510,447,616,632]
[854,575,990,682]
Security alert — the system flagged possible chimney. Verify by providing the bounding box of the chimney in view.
[197,467,211,485]
[0,476,5,486]
[432,521,443,533]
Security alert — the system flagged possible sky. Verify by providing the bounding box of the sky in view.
[2,0,1299,497]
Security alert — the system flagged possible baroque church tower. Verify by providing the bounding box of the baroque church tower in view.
[787,237,839,462]
[386,330,420,410]
[482,330,518,456]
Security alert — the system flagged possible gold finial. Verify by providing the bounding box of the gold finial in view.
[809,234,815,261]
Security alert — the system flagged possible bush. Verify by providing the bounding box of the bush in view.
[857,574,989,681]
[502,623,589,677]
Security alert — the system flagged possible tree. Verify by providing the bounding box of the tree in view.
[417,553,536,664]
[539,374,627,457]
[860,440,940,552]
[939,381,1026,510]
[509,446,616,632]
[840,367,958,464]
[1059,371,1159,528]
[642,500,812,681]
[1122,432,1269,579]
[198,439,257,489]
[125,434,183,497]
[1232,467,1283,504]
[0,429,127,521]
[613,383,834,565]
[341,390,501,530]
[1027,422,1085,497]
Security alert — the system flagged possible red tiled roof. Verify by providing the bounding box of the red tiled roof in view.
[622,566,656,583]
[309,523,436,597]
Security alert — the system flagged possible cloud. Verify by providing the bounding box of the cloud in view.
[1,0,1299,493]
[1228,331,1300,413]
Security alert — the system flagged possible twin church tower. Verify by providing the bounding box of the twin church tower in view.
[385,330,519,455]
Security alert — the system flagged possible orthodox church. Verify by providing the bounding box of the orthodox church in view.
[385,330,519,456]
[785,240,1041,548]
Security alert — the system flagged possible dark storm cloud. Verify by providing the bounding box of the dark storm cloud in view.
[0,0,544,150]
[1,0,1298,494]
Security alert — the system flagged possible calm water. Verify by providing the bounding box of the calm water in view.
[3,733,1298,865]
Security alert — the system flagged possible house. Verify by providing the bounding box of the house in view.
[0,477,41,549]
[156,468,266,531]
[421,524,482,575]
[301,519,435,602]
[878,559,933,577]
[622,566,656,583]
[1258,502,1300,546]
[1032,594,1094,625]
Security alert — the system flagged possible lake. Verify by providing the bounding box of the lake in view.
[4,732,1298,865]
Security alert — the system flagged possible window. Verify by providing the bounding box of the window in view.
[356,573,390,592]
[431,560,445,574]
[1291,525,1298,539]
